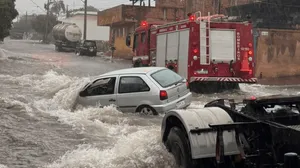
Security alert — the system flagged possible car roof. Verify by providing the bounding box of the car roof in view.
[99,67,166,77]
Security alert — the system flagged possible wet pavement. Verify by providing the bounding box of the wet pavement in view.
[0,39,300,168]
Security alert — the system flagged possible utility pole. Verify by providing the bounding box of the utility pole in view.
[44,0,50,43]
[218,0,221,14]
[83,0,87,40]
[25,11,28,24]
[66,5,69,18]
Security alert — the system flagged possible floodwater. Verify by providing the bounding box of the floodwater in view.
[0,39,300,168]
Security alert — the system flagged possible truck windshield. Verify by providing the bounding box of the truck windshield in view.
[151,69,183,88]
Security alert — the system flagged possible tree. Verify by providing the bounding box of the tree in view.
[49,0,65,16]
[68,5,99,14]
[44,0,65,16]
[12,14,36,33]
[31,14,57,36]
[0,0,19,40]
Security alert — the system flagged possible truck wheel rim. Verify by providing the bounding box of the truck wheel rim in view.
[140,107,153,115]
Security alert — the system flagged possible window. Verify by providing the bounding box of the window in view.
[118,76,150,94]
[133,33,139,49]
[85,77,116,96]
[151,69,183,88]
[163,8,167,20]
[141,32,146,43]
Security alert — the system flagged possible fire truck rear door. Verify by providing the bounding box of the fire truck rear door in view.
[177,29,190,79]
[210,29,236,63]
[156,34,167,67]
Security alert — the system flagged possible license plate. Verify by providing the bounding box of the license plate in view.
[176,100,185,108]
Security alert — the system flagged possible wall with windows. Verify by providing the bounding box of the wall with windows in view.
[111,23,135,59]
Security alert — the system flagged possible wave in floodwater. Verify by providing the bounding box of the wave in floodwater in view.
[1,69,300,168]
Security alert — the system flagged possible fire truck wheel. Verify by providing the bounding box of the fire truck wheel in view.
[166,127,199,168]
[136,105,158,115]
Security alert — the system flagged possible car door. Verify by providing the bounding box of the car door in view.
[116,75,151,113]
[77,76,117,107]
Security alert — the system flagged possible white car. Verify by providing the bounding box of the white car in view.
[77,67,192,115]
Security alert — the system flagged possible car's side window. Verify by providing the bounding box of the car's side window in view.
[118,76,150,94]
[85,77,116,96]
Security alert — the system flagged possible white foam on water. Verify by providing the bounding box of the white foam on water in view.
[45,128,176,168]
[0,97,33,113]
[6,69,299,168]
[13,70,176,168]
[0,164,8,168]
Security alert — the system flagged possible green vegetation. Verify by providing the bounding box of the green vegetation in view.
[0,0,18,40]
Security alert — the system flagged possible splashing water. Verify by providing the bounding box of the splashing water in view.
[1,68,300,168]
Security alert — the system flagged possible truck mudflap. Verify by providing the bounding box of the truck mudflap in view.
[162,107,240,159]
[190,77,257,83]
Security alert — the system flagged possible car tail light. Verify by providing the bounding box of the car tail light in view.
[160,90,168,100]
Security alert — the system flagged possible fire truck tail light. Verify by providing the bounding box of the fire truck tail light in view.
[193,49,198,54]
[248,42,253,47]
[248,50,253,55]
[248,57,253,62]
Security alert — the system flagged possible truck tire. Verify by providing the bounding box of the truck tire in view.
[91,52,97,57]
[166,127,198,168]
[55,45,62,52]
[75,50,81,56]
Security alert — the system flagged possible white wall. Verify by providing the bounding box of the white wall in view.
[59,16,110,41]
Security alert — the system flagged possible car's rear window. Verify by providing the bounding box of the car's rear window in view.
[151,69,183,88]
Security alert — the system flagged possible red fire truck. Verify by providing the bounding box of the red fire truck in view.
[125,12,257,93]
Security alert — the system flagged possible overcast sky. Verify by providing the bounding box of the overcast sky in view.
[16,0,156,16]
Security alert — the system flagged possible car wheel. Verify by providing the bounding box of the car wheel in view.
[136,105,158,115]
[166,127,198,168]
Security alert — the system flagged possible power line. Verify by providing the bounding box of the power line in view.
[28,0,46,12]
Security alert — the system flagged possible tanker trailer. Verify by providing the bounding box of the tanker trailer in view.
[52,23,82,52]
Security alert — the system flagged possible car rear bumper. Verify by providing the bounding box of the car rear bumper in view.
[152,92,192,113]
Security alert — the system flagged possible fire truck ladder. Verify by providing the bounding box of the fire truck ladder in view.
[199,12,211,65]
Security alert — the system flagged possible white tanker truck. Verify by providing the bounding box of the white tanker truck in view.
[52,23,82,52]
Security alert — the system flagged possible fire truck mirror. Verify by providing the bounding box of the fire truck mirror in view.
[126,35,131,47]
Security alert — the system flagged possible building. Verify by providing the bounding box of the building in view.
[97,0,255,59]
[97,2,186,59]
[59,11,110,41]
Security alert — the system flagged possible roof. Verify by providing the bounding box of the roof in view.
[99,67,166,77]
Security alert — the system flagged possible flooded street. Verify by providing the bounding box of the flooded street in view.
[1,39,300,168]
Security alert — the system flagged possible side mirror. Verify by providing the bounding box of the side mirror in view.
[79,90,87,97]
[125,34,131,47]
